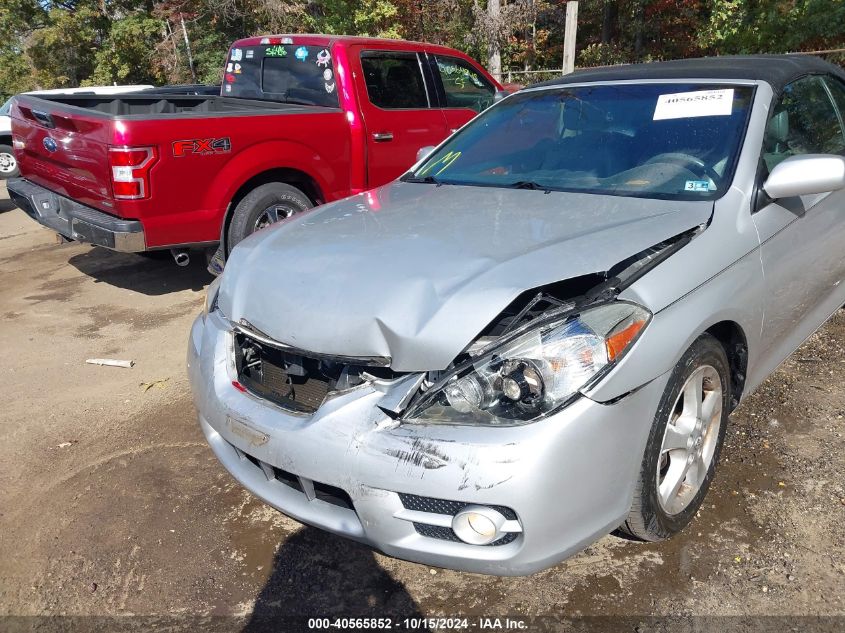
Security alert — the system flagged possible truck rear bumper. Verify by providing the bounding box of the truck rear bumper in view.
[7,178,146,252]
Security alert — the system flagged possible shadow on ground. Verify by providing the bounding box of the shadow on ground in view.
[243,528,430,632]
[68,247,213,295]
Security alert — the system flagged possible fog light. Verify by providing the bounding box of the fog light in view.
[452,506,508,545]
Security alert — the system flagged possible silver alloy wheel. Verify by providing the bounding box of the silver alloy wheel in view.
[254,204,297,231]
[0,151,16,174]
[656,364,723,515]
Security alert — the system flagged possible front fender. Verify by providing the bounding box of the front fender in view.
[583,183,765,404]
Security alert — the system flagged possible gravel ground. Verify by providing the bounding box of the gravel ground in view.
[0,192,842,632]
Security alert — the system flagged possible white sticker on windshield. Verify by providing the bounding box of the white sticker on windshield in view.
[230,48,243,62]
[653,88,734,121]
[685,180,711,192]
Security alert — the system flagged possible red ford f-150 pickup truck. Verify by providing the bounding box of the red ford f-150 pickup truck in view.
[8,35,502,264]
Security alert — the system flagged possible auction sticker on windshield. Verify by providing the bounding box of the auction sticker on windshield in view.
[653,88,734,120]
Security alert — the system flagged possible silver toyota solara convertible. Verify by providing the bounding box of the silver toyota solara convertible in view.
[188,56,845,575]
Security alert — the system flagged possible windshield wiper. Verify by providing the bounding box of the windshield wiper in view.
[506,180,553,192]
[401,174,442,185]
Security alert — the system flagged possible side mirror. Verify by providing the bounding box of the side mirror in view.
[416,145,435,163]
[763,154,845,199]
[493,90,510,103]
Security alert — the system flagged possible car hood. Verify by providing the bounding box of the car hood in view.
[220,182,713,371]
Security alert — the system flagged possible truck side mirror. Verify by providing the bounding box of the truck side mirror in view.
[763,154,845,199]
[493,90,510,103]
[416,146,435,163]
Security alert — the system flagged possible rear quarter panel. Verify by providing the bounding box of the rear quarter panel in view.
[112,110,352,247]
[15,95,353,248]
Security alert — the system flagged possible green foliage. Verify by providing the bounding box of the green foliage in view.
[0,0,842,100]
[578,42,630,67]
[26,6,104,88]
[313,0,402,38]
[87,14,168,86]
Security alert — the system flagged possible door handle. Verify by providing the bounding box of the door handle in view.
[32,109,56,129]
[372,132,394,142]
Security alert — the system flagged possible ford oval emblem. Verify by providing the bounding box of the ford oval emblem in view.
[43,137,58,153]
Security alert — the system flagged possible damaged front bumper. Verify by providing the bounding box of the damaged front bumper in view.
[188,310,670,575]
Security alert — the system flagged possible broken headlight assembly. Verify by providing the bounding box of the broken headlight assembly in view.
[405,302,650,425]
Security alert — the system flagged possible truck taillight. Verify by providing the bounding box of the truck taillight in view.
[109,146,156,200]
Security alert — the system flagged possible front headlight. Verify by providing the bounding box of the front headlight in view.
[203,275,223,318]
[405,301,650,426]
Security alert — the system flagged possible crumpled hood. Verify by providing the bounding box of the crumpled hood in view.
[220,182,712,371]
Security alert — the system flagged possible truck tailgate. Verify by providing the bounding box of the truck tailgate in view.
[12,96,116,212]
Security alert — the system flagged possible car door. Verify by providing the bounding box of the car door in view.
[352,48,448,188]
[751,74,845,379]
[428,53,498,134]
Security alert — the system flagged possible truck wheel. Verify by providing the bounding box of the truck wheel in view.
[620,333,730,541]
[0,144,20,179]
[227,182,313,251]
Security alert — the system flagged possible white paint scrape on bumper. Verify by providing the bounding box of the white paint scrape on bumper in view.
[188,312,669,575]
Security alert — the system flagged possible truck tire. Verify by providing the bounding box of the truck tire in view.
[0,143,20,179]
[227,182,313,251]
[619,333,730,541]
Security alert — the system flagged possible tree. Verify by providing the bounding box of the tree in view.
[87,13,168,86]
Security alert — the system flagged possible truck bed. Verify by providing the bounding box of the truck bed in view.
[18,94,320,119]
[10,93,351,248]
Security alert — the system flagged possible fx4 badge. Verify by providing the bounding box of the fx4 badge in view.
[172,137,231,157]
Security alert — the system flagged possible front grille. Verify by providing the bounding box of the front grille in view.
[274,468,305,493]
[236,443,355,512]
[234,332,330,413]
[399,493,519,546]
[313,481,355,509]
[413,523,462,542]
[399,492,517,520]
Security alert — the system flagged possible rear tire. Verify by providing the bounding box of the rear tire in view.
[227,182,313,252]
[0,144,20,179]
[620,333,730,541]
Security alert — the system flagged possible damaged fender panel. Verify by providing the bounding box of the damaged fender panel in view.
[584,187,765,404]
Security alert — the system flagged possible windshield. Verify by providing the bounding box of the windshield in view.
[409,83,755,200]
[0,99,11,115]
[224,44,340,108]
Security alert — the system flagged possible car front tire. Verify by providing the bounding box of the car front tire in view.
[620,333,731,541]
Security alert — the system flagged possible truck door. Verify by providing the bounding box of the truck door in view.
[352,48,448,187]
[426,52,499,135]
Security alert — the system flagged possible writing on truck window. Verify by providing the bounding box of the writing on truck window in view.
[434,56,495,113]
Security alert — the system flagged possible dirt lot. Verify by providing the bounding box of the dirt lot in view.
[0,183,843,631]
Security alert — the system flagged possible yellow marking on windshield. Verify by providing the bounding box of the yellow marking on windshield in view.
[420,151,462,176]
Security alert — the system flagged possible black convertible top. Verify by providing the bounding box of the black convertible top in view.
[540,55,845,92]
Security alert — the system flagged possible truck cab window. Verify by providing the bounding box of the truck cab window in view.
[434,55,496,113]
[360,52,429,109]
[226,44,339,108]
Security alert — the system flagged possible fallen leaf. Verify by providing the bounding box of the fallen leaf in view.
[140,377,170,392]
